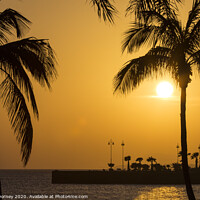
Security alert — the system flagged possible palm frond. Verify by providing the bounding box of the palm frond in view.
[141,9,181,39]
[0,75,33,166]
[191,152,199,159]
[122,14,181,54]
[89,0,117,24]
[188,50,200,76]
[187,49,200,64]
[122,23,158,53]
[0,59,38,120]
[126,0,158,16]
[185,1,200,53]
[186,19,200,54]
[185,0,200,35]
[126,0,180,20]
[113,47,174,94]
[123,0,183,54]
[0,37,57,89]
[0,9,30,42]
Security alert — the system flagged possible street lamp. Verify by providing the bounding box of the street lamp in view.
[108,139,114,170]
[176,144,180,164]
[121,141,125,170]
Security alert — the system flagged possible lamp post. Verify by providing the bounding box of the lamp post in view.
[108,139,114,170]
[176,144,180,164]
[121,141,125,170]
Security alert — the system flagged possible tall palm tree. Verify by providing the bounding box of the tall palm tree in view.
[90,0,196,199]
[0,8,57,166]
[191,152,199,169]
[113,0,200,199]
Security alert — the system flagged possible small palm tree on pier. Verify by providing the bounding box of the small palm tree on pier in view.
[191,152,199,169]
[147,156,156,171]
[136,157,143,171]
[125,156,131,171]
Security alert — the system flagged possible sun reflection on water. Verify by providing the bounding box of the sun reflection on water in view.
[134,186,187,200]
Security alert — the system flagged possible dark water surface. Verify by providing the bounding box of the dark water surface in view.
[0,170,199,200]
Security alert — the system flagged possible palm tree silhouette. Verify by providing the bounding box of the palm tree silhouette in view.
[90,0,197,198]
[136,157,143,171]
[147,156,156,171]
[113,0,200,199]
[136,157,143,164]
[191,152,199,169]
[0,8,57,166]
[124,155,131,171]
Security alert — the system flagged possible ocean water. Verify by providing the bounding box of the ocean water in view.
[0,170,200,200]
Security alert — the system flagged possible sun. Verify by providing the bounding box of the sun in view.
[156,81,174,98]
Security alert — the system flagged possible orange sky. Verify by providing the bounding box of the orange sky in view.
[0,0,199,169]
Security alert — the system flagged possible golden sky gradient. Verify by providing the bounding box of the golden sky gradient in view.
[0,0,199,169]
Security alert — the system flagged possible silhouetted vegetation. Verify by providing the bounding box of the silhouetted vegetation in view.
[0,7,57,166]
[136,157,143,171]
[106,146,200,173]
[107,155,200,173]
[124,156,131,171]
[191,153,199,169]
[172,163,182,172]
[147,156,157,171]
[89,0,117,24]
[90,0,200,199]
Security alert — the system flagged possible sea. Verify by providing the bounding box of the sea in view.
[0,170,200,200]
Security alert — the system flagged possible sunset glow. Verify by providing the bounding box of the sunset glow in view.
[0,0,199,171]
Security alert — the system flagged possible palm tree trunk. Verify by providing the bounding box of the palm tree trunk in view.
[0,181,2,200]
[181,87,196,200]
